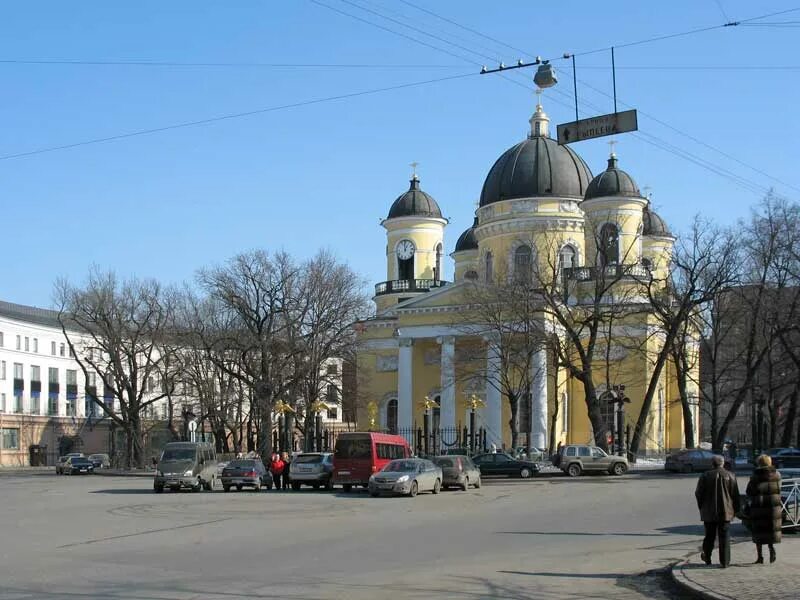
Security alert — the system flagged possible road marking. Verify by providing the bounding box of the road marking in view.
[56,518,230,548]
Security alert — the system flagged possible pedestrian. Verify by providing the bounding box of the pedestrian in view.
[695,454,741,568]
[746,454,782,564]
[281,451,292,490]
[269,452,285,490]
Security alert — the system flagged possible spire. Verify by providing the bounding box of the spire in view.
[606,139,618,169]
[529,89,550,138]
[409,161,420,189]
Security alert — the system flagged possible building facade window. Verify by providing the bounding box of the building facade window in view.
[33,338,38,353]
[327,406,338,420]
[13,363,23,380]
[561,392,569,433]
[514,245,532,282]
[0,331,3,347]
[386,398,398,434]
[0,360,5,380]
[326,363,338,375]
[2,428,19,450]
[16,335,21,350]
[24,337,29,351]
[31,365,40,382]
[0,393,5,412]
[51,341,56,355]
[485,251,494,283]
[559,244,577,271]
[14,392,22,414]
[434,243,443,281]
[599,223,620,266]
[464,270,478,281]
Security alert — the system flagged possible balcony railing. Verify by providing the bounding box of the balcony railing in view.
[374,278,449,296]
[563,264,650,282]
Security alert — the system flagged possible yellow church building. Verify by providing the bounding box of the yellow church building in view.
[354,99,698,456]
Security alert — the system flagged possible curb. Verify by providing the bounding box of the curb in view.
[94,470,154,478]
[670,557,734,600]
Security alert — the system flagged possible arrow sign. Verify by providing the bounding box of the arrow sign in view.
[557,109,638,145]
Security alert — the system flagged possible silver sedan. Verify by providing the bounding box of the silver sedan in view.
[368,458,443,497]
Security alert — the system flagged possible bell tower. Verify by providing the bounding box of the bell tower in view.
[375,165,448,313]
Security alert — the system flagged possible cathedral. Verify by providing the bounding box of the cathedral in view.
[354,99,698,455]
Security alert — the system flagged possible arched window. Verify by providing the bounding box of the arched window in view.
[599,223,619,266]
[386,399,398,434]
[514,245,532,282]
[559,244,577,271]
[485,251,494,282]
[464,270,478,281]
[641,257,652,270]
[434,244,443,281]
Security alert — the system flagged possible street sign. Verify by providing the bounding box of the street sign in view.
[557,109,638,145]
[188,420,197,432]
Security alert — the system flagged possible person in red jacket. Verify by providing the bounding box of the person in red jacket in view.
[269,453,285,490]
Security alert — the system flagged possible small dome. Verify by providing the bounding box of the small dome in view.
[643,205,671,236]
[454,216,479,252]
[387,176,442,219]
[479,136,593,206]
[584,156,642,200]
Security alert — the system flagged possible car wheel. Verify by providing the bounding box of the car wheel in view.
[192,481,202,492]
[223,485,230,493]
[203,479,213,491]
[292,482,301,491]
[313,483,320,490]
[682,463,692,474]
[612,462,628,476]
[567,463,582,477]
[236,485,243,491]
[154,485,163,494]
[461,477,469,491]
[324,478,333,491]
[343,484,352,493]
[474,476,482,489]
[433,479,441,494]
[520,467,532,479]
[370,491,380,498]
[409,481,418,498]
[252,482,261,492]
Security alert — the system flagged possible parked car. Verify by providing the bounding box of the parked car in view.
[56,453,85,474]
[472,452,540,478]
[88,453,111,469]
[220,458,271,492]
[768,448,800,469]
[431,455,481,490]
[289,452,334,490]
[63,456,94,475]
[557,445,628,477]
[665,449,733,473]
[154,442,218,493]
[368,458,442,497]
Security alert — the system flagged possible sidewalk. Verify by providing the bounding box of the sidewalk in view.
[671,536,798,600]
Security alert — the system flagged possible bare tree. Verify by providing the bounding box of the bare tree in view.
[56,269,175,468]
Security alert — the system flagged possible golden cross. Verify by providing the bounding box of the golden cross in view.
[410,161,419,178]
[608,139,618,158]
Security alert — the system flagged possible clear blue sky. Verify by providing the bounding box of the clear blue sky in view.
[2,1,798,307]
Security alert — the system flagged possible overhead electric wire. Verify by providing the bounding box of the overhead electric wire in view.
[712,0,732,22]
[0,71,477,161]
[317,0,797,199]
[0,59,465,68]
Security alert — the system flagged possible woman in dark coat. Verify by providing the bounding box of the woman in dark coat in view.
[746,454,782,563]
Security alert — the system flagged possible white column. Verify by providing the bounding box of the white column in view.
[438,336,456,432]
[531,346,548,449]
[397,338,414,437]
[485,341,503,448]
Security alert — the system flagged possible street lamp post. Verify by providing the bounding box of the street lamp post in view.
[273,400,295,453]
[307,400,328,452]
[419,396,440,457]
[467,394,486,455]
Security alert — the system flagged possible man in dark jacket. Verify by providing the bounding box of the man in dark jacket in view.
[695,454,741,567]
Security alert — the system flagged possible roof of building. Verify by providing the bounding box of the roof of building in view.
[584,156,642,200]
[642,204,672,236]
[479,135,593,206]
[454,216,479,252]
[387,176,443,219]
[0,300,63,329]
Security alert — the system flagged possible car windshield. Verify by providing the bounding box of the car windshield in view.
[294,454,324,464]
[226,460,256,468]
[161,448,196,461]
[71,458,91,465]
[384,460,419,472]
[432,457,453,467]
[334,437,372,460]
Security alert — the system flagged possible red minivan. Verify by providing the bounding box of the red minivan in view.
[333,432,411,491]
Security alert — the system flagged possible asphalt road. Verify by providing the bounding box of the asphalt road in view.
[0,469,744,599]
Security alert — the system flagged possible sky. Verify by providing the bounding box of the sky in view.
[1,1,799,308]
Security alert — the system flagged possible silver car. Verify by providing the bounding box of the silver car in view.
[368,458,443,497]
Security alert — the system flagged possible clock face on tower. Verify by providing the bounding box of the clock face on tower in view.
[396,239,415,260]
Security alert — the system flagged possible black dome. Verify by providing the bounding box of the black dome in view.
[387,177,442,219]
[585,156,642,200]
[454,216,479,252]
[643,205,671,236]
[479,136,593,206]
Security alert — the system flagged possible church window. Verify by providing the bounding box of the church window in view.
[464,270,478,281]
[599,223,619,266]
[485,252,494,283]
[559,244,577,271]
[514,245,532,283]
[641,257,652,269]
[386,398,398,434]
[434,244,443,281]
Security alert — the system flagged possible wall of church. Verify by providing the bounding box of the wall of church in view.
[383,218,445,281]
[581,198,647,264]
